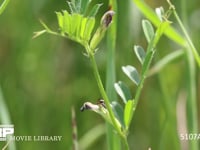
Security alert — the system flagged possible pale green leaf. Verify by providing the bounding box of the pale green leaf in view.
[114,81,132,104]
[134,45,146,65]
[155,7,164,22]
[122,65,140,85]
[142,20,154,43]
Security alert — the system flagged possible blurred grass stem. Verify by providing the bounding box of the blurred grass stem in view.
[0,0,10,15]
[106,0,123,150]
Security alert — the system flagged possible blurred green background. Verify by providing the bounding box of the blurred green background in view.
[0,0,200,150]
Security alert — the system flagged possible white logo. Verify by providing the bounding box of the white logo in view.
[0,125,14,141]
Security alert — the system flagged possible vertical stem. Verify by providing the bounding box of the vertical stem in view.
[179,0,198,149]
[186,47,198,150]
[158,74,180,150]
[168,0,200,67]
[85,43,129,149]
[85,45,124,139]
[106,0,123,150]
[71,107,78,150]
[89,52,130,150]
[134,51,154,105]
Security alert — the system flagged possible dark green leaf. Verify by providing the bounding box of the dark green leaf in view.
[122,65,140,85]
[142,20,154,43]
[124,100,134,130]
[114,81,132,104]
[88,3,103,17]
[111,101,125,128]
[81,0,91,15]
[134,45,146,65]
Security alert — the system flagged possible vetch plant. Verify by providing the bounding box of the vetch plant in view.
[133,1,199,150]
[34,0,127,146]
[34,0,178,149]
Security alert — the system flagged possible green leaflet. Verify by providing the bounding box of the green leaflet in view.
[142,20,155,43]
[134,45,146,65]
[84,18,95,41]
[55,11,95,43]
[53,1,103,45]
[122,65,140,86]
[114,81,132,104]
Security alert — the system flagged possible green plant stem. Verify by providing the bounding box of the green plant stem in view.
[173,11,200,67]
[128,21,170,130]
[134,50,154,106]
[89,52,129,150]
[167,0,200,67]
[185,46,198,150]
[84,44,129,149]
[133,0,185,47]
[178,0,198,149]
[0,0,10,15]
[106,0,122,150]
[158,73,180,150]
[133,0,200,67]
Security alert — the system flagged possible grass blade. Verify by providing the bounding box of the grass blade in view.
[0,0,10,15]
[132,0,185,47]
[106,0,123,149]
[148,50,184,76]
[79,124,105,150]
